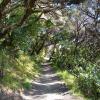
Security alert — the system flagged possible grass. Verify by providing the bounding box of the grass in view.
[0,51,41,91]
[57,70,75,89]
[52,65,87,100]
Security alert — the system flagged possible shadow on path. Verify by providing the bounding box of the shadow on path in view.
[21,63,83,100]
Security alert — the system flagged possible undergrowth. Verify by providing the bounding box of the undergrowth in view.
[0,49,41,90]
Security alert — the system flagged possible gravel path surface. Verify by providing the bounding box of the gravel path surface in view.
[21,63,83,100]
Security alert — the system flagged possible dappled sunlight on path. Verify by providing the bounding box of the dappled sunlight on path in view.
[21,63,83,100]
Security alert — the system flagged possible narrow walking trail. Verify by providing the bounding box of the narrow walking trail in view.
[21,63,83,100]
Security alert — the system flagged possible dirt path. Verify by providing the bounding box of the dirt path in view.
[21,63,83,100]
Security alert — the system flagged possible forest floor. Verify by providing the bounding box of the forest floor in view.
[21,63,83,100]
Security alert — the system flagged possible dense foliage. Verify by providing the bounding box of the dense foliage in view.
[50,0,100,99]
[0,0,100,99]
[51,30,100,99]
